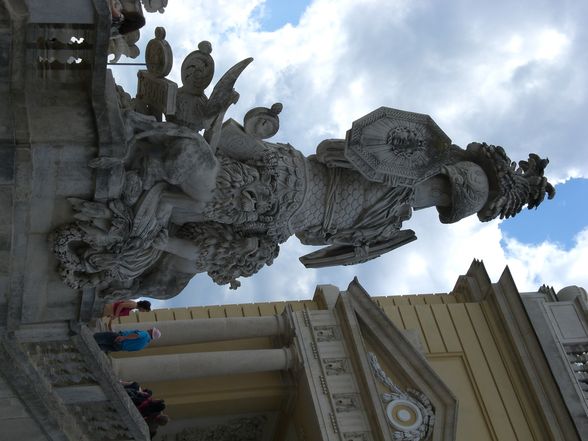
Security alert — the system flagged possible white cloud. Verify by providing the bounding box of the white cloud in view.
[112,0,588,305]
[534,29,570,61]
[503,228,588,292]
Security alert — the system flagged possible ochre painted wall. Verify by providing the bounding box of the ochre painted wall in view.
[373,293,548,441]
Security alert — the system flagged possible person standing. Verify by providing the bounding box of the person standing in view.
[101,300,151,330]
[103,300,151,318]
[93,328,161,352]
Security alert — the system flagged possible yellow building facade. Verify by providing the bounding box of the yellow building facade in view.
[112,261,587,441]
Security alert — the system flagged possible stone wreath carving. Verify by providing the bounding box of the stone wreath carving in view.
[367,352,435,440]
[50,30,555,299]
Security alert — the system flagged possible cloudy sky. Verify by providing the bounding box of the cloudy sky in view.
[111,0,588,308]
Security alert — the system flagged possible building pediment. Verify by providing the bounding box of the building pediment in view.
[307,279,458,441]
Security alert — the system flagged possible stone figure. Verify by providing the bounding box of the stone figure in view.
[50,35,555,299]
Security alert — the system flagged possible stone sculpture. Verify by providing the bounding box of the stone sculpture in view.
[50,31,555,299]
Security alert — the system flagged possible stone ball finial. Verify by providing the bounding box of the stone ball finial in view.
[244,103,283,140]
[270,102,283,115]
[197,40,212,55]
[154,26,166,39]
[557,285,588,302]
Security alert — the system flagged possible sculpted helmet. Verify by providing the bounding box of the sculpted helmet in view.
[436,143,555,224]
[437,161,490,224]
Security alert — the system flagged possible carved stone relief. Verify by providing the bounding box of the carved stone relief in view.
[367,352,435,440]
[314,326,340,342]
[324,357,349,375]
[343,432,372,441]
[333,393,360,413]
[345,107,451,186]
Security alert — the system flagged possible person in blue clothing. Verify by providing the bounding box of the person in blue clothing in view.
[93,328,161,352]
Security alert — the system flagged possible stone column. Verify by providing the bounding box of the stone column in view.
[112,347,294,383]
[112,315,288,347]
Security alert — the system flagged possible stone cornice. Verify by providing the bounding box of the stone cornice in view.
[455,261,581,441]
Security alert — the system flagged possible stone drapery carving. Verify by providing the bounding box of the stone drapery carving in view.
[50,30,555,299]
[367,352,434,440]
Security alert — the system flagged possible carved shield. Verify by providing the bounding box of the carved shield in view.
[344,107,452,186]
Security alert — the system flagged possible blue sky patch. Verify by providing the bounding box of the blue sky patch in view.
[258,0,311,31]
[500,178,588,249]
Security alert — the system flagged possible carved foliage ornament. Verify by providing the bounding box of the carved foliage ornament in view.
[468,143,556,221]
[367,352,435,440]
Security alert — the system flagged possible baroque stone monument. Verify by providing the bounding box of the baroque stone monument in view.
[1,2,583,441]
[50,28,555,299]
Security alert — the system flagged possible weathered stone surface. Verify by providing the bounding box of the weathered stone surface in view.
[27,89,97,144]
[26,0,95,24]
[0,185,12,225]
[0,148,14,184]
[0,30,11,81]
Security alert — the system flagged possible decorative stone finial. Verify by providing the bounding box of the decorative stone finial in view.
[145,27,173,78]
[243,102,283,139]
[180,41,215,95]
